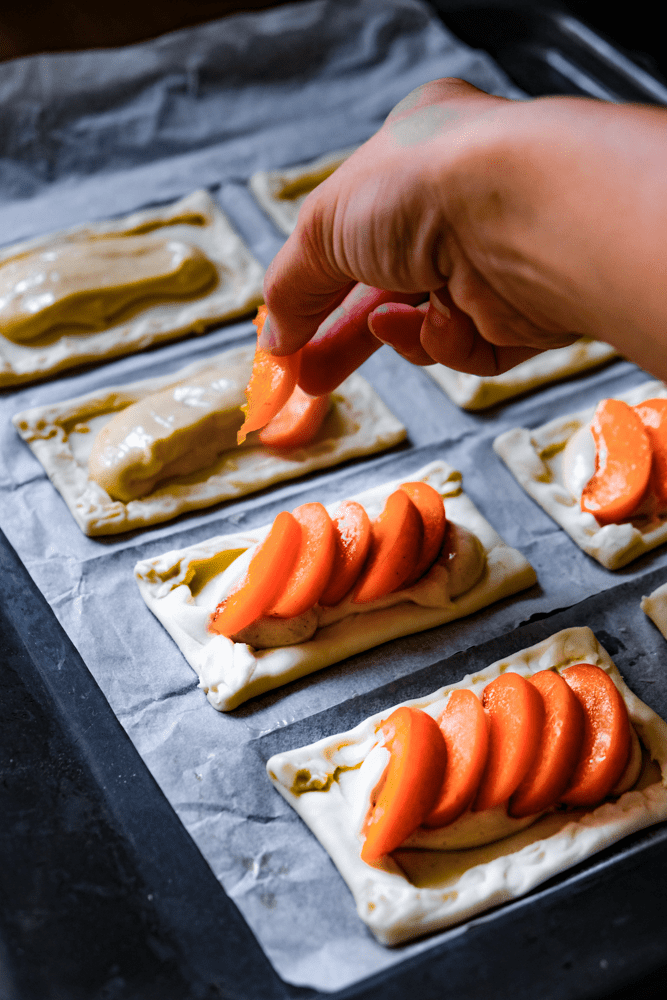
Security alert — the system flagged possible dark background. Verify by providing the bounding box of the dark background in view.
[1,1,666,89]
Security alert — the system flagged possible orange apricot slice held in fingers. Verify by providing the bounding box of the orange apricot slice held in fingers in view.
[258,384,331,450]
[208,510,301,637]
[319,500,372,607]
[352,489,423,604]
[268,502,336,619]
[634,397,667,507]
[399,481,447,586]
[509,670,585,818]
[423,689,489,828]
[361,706,447,863]
[237,305,301,444]
[560,663,631,807]
[473,672,545,813]
[581,398,652,525]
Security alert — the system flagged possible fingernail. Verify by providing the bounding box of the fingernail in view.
[258,314,274,349]
[426,302,449,329]
[429,291,451,320]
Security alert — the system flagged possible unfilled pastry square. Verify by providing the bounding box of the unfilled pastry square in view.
[134,460,536,710]
[493,380,667,569]
[266,626,667,946]
[425,338,616,410]
[0,190,264,387]
[249,147,358,235]
[13,345,406,536]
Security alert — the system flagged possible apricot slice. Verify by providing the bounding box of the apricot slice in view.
[581,398,652,525]
[399,481,447,586]
[237,306,301,443]
[298,284,425,397]
[352,490,423,604]
[319,500,372,606]
[258,384,331,450]
[509,670,585,817]
[208,510,301,637]
[560,663,631,807]
[634,397,667,507]
[361,706,447,863]
[473,672,545,812]
[423,689,489,828]
[268,503,336,619]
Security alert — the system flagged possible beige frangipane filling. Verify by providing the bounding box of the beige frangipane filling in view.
[0,236,217,344]
[87,357,250,503]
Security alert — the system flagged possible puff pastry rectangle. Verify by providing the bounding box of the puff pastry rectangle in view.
[134,460,536,710]
[0,190,264,387]
[493,380,667,569]
[426,338,617,410]
[267,626,667,945]
[249,147,358,235]
[13,345,406,536]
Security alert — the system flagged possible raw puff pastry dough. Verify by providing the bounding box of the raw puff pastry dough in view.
[249,147,358,235]
[0,190,264,387]
[267,626,667,946]
[493,380,667,569]
[134,460,536,711]
[426,339,616,410]
[641,582,667,639]
[13,345,406,536]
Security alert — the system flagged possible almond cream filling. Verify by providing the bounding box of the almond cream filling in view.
[87,356,252,502]
[0,235,218,344]
[203,520,486,650]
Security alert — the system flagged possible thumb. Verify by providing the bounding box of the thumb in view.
[261,230,355,355]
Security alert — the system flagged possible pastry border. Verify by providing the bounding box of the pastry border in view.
[426,339,616,410]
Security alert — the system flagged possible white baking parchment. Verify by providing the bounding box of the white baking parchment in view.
[2,1,667,993]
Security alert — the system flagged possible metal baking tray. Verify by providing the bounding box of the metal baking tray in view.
[2,3,667,998]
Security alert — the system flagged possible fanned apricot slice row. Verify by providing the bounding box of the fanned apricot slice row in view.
[399,481,447,586]
[581,398,652,525]
[361,707,447,863]
[509,670,585,818]
[319,500,372,607]
[237,305,301,444]
[560,663,632,807]
[268,503,336,619]
[473,672,545,812]
[634,397,667,507]
[258,384,331,450]
[208,510,301,637]
[352,489,423,604]
[423,689,489,828]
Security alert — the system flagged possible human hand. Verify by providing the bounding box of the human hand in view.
[261,77,580,388]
